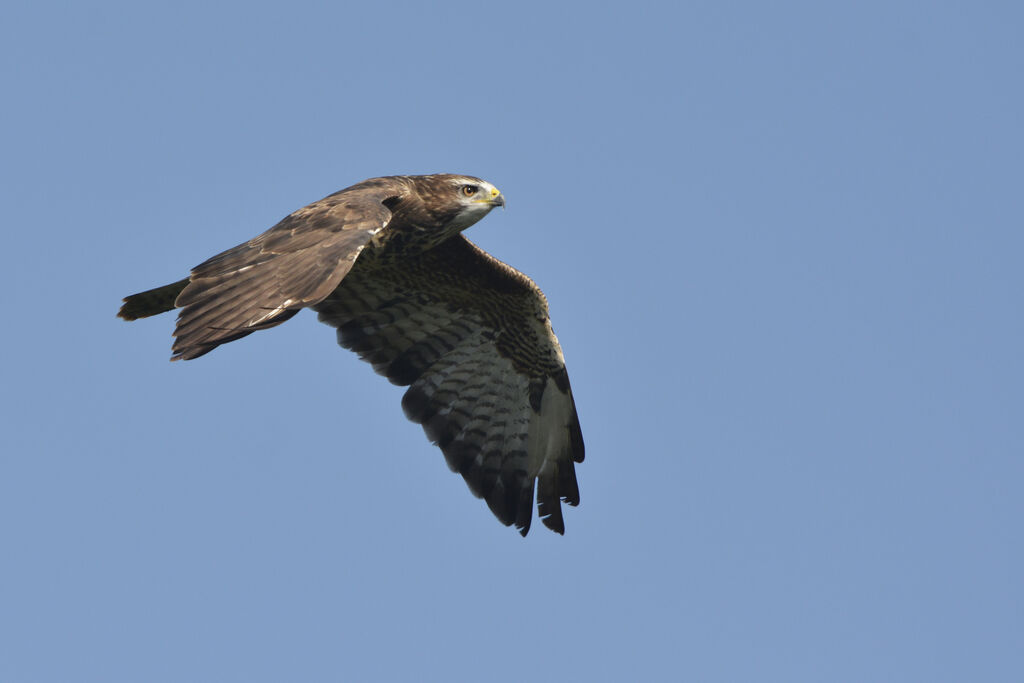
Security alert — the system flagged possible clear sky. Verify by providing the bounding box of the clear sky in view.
[2,1,1022,681]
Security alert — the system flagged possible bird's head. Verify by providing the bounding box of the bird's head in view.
[442,174,505,230]
[402,174,505,236]
[449,175,505,208]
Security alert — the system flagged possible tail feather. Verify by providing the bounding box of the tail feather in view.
[118,278,190,320]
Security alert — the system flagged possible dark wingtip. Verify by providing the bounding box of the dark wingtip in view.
[541,514,566,535]
[168,345,215,362]
[513,481,535,536]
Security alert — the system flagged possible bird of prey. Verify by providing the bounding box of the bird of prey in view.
[119,174,583,536]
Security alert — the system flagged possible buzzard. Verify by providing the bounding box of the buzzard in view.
[119,174,583,535]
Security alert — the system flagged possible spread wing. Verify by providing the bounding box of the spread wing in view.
[168,186,400,360]
[314,236,584,535]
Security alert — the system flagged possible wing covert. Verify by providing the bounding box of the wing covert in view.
[170,189,399,360]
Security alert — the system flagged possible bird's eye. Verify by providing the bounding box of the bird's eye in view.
[461,185,479,197]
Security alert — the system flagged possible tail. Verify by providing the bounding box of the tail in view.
[118,278,190,321]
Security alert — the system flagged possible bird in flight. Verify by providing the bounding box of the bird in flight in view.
[119,174,583,535]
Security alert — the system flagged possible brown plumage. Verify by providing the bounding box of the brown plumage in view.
[119,174,584,536]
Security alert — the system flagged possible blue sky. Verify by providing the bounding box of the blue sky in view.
[2,1,1022,681]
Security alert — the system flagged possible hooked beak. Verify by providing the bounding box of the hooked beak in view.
[489,186,505,208]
